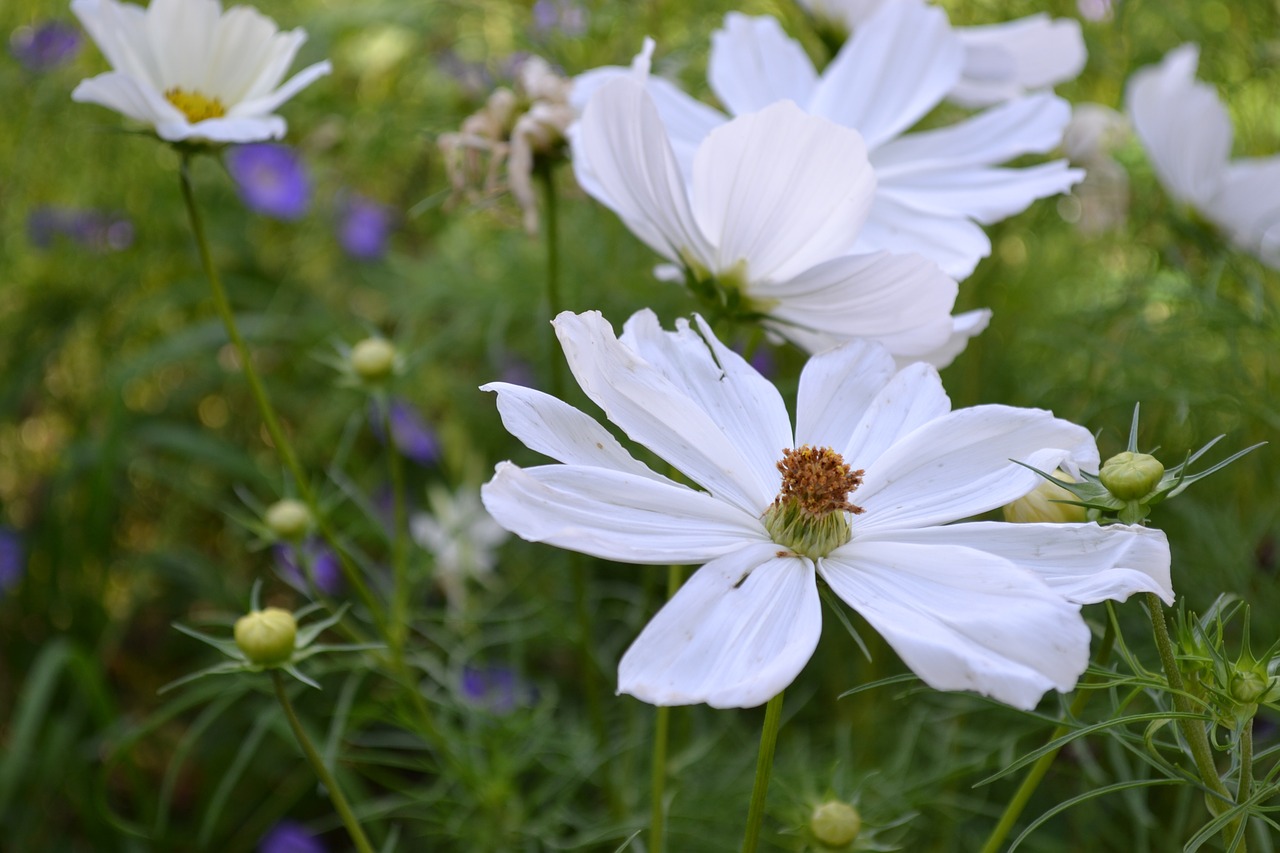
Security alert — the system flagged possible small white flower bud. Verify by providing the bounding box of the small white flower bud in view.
[810,800,861,848]
[350,337,398,383]
[234,607,297,665]
[265,499,312,541]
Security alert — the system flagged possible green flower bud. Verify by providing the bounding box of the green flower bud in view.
[810,800,861,848]
[1099,451,1164,500]
[265,499,312,541]
[1003,470,1088,524]
[1230,669,1269,705]
[234,607,298,666]
[350,337,398,383]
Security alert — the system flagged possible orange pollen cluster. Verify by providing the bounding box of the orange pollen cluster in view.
[165,87,227,123]
[772,445,864,517]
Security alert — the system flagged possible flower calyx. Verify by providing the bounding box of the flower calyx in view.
[762,445,863,560]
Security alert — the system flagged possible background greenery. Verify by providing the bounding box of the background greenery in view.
[1,0,1278,850]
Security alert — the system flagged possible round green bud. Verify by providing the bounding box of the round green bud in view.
[234,607,298,666]
[810,800,861,848]
[1002,470,1087,524]
[350,337,398,383]
[1230,669,1269,705]
[1099,452,1164,501]
[265,499,312,541]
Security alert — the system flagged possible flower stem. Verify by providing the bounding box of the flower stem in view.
[649,564,684,853]
[741,690,785,853]
[538,163,565,399]
[378,395,411,661]
[271,671,375,853]
[177,155,383,627]
[979,617,1116,853]
[1145,592,1243,849]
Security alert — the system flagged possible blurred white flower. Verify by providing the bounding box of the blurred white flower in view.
[481,310,1173,709]
[575,2,1081,280]
[796,0,1085,107]
[1077,0,1115,23]
[1062,104,1131,235]
[573,53,973,367]
[411,486,509,612]
[439,56,574,234]
[71,0,330,143]
[1127,45,1280,268]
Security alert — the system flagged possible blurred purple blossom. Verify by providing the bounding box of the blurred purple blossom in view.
[226,144,310,220]
[259,820,326,853]
[460,665,535,714]
[338,195,393,260]
[732,338,774,379]
[27,206,134,252]
[274,540,344,597]
[370,398,440,466]
[498,356,538,389]
[10,21,81,72]
[0,528,23,595]
[532,0,587,36]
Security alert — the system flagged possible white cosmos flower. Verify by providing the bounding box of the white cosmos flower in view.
[411,485,509,613]
[71,0,331,143]
[574,1,1082,280]
[481,310,1174,710]
[573,55,971,367]
[796,0,1085,107]
[1126,45,1280,269]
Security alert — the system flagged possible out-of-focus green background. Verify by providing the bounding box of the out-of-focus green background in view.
[1,0,1278,850]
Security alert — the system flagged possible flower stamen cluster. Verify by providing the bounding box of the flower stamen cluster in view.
[164,87,227,123]
[762,445,863,560]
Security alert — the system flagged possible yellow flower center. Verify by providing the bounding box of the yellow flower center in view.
[761,445,864,559]
[165,87,227,123]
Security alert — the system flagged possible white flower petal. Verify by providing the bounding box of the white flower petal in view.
[619,544,820,708]
[73,0,161,89]
[708,13,818,115]
[691,101,874,282]
[231,60,332,118]
[1126,44,1231,207]
[1206,158,1280,267]
[795,339,899,451]
[178,114,286,143]
[950,15,1086,107]
[619,312,793,476]
[574,76,714,268]
[839,362,952,468]
[145,0,221,93]
[482,462,768,565]
[879,161,1083,225]
[205,4,291,101]
[909,308,991,370]
[757,251,957,359]
[855,195,992,279]
[874,522,1174,605]
[808,0,963,150]
[854,405,1099,532]
[481,382,674,481]
[821,542,1090,709]
[71,71,181,128]
[554,311,778,513]
[872,93,1074,175]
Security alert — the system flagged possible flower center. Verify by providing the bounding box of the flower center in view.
[165,87,227,123]
[761,445,863,560]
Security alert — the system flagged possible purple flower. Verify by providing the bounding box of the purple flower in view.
[27,206,134,252]
[226,144,310,220]
[274,540,344,597]
[259,821,326,853]
[0,528,23,595]
[10,22,82,72]
[338,195,392,260]
[532,0,587,36]
[369,399,440,466]
[460,665,535,714]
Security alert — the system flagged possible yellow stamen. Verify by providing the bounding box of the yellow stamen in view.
[762,445,864,559]
[165,87,227,123]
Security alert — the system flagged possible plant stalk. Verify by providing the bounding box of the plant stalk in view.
[741,690,785,853]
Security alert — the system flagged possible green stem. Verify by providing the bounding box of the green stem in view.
[649,564,684,853]
[178,156,383,627]
[979,618,1116,853]
[538,163,565,399]
[271,672,376,853]
[1238,718,1254,823]
[1145,592,1243,849]
[741,690,785,853]
[380,395,411,661]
